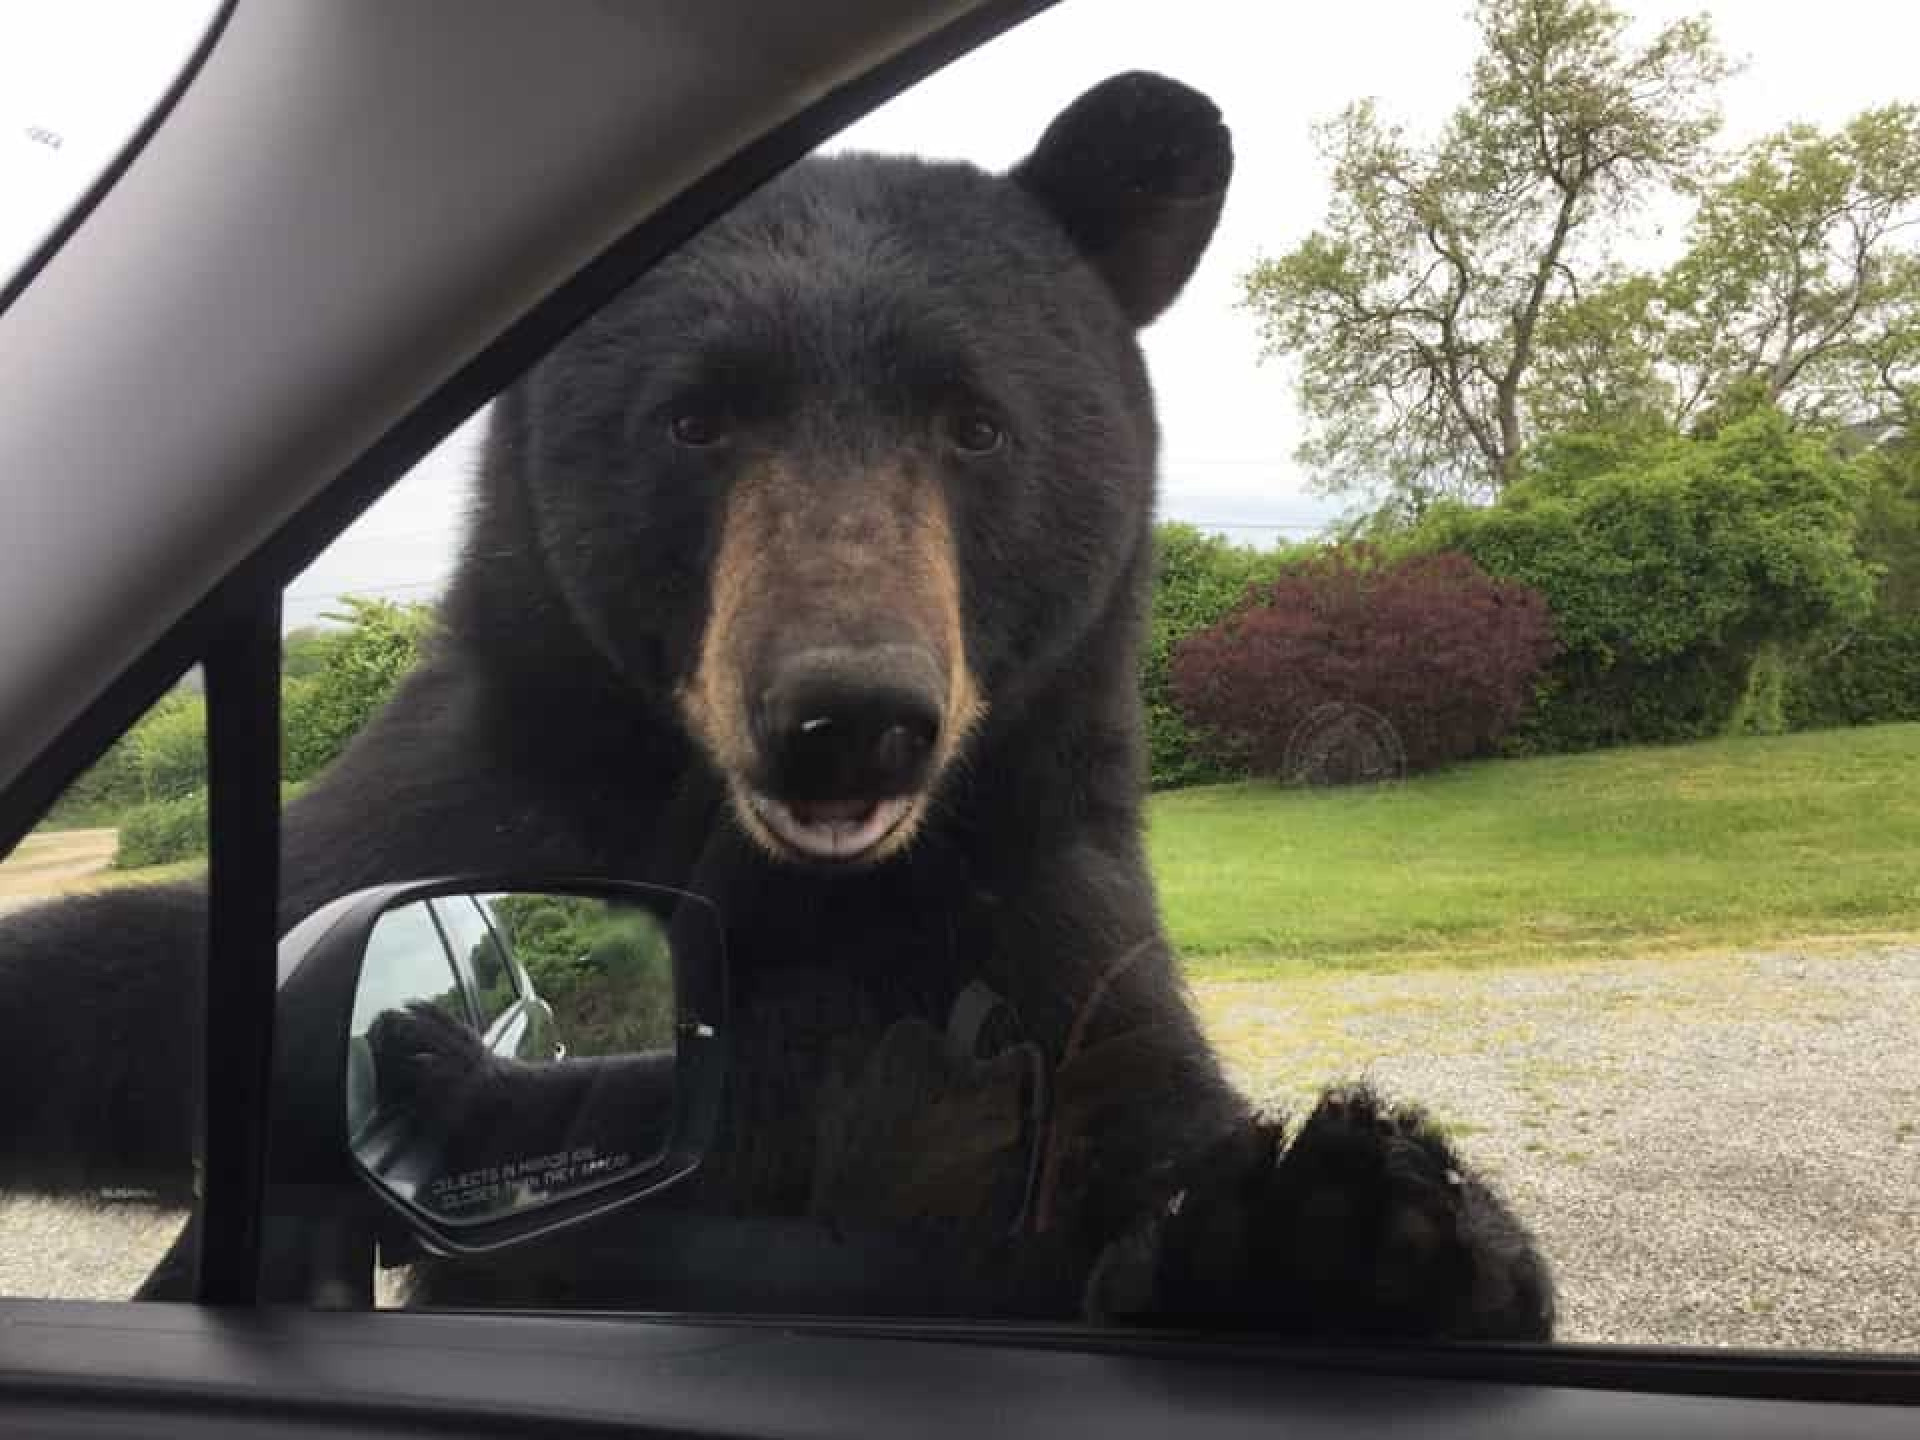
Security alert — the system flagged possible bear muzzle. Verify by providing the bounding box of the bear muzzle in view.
[743,642,944,863]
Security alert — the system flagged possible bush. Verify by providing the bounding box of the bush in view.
[1855,436,1920,615]
[282,597,436,783]
[112,791,207,869]
[487,894,676,1056]
[1785,610,1920,730]
[1144,524,1293,788]
[281,626,337,681]
[44,732,146,828]
[1171,545,1555,778]
[1417,409,1876,752]
[44,686,204,826]
[111,781,305,869]
[129,693,207,804]
[1724,640,1792,738]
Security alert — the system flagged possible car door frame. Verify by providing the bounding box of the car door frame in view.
[0,0,1914,1434]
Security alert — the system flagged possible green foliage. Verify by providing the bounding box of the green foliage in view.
[1661,105,1920,428]
[128,693,208,804]
[1529,273,1681,443]
[1539,104,1920,438]
[112,791,206,869]
[48,598,429,856]
[1415,409,1876,751]
[1857,435,1920,614]
[1783,436,1920,731]
[43,688,204,827]
[43,730,146,828]
[1242,0,1727,508]
[1725,641,1792,738]
[281,626,337,681]
[1784,611,1920,730]
[1144,524,1293,788]
[110,781,305,869]
[487,895,676,1056]
[282,597,435,783]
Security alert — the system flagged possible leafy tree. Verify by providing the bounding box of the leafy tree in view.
[1243,0,1727,512]
[1527,271,1680,443]
[282,597,436,783]
[281,626,338,681]
[1662,106,1920,428]
[1555,108,1920,434]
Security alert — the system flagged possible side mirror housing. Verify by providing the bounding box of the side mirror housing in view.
[264,877,725,1297]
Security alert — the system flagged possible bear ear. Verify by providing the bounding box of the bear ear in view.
[1012,72,1232,329]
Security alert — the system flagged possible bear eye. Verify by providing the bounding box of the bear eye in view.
[668,412,726,448]
[949,411,1005,456]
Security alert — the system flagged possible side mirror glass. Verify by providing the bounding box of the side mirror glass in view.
[273,879,724,1260]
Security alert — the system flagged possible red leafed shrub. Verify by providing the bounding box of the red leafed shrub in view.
[1170,545,1556,780]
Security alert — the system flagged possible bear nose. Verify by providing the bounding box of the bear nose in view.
[753,645,943,804]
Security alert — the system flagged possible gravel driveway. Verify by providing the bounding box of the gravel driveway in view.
[1194,943,1920,1351]
[1,943,1914,1353]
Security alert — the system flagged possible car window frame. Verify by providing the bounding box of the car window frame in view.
[0,0,1064,1314]
[429,895,518,1036]
[475,898,535,1006]
[351,898,477,1037]
[0,0,1912,1422]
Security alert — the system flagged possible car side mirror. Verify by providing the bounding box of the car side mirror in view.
[269,878,725,1266]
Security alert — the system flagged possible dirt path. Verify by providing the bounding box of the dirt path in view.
[0,829,116,914]
[0,934,1912,1353]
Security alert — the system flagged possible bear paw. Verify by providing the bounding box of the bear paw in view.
[1086,1085,1554,1341]
[366,999,495,1119]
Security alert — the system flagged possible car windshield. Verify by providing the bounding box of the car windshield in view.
[0,0,1916,1358]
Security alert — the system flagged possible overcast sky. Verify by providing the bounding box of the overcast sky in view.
[5,2,1916,627]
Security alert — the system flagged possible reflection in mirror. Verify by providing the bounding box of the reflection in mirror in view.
[347,892,679,1227]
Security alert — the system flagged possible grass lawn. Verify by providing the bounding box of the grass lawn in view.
[1149,722,1920,976]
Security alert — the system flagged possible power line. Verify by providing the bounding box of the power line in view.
[1176,519,1327,533]
[283,578,449,604]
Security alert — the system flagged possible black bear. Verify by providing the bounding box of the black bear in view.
[0,72,1552,1337]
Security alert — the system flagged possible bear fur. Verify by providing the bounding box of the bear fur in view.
[0,72,1552,1337]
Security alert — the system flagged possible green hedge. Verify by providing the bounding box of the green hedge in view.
[130,694,208,803]
[46,597,432,841]
[111,781,305,869]
[44,689,205,826]
[1414,409,1875,753]
[112,791,207,869]
[487,894,676,1056]
[1785,611,1920,730]
[1145,524,1294,788]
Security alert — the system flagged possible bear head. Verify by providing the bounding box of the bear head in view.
[472,72,1232,868]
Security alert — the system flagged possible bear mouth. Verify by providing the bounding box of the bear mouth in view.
[746,791,918,864]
